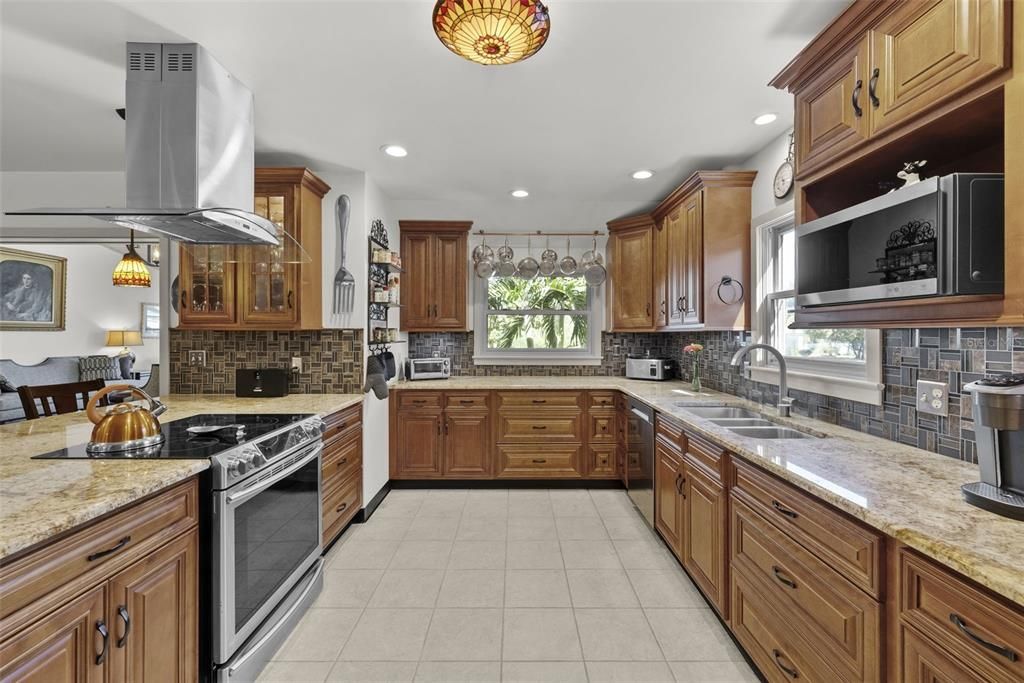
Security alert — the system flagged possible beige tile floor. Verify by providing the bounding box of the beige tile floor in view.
[259,488,760,683]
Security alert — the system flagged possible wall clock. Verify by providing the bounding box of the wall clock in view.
[773,132,795,199]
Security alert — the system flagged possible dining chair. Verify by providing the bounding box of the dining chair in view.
[17,379,107,420]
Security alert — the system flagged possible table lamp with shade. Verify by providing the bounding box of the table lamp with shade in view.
[106,329,143,356]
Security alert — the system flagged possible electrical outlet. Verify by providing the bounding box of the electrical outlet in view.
[917,379,948,416]
[291,357,303,374]
[188,350,207,367]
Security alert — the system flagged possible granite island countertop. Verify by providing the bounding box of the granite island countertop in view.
[395,377,1024,606]
[0,393,362,561]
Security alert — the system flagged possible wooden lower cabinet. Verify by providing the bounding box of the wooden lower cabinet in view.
[444,411,492,477]
[681,459,728,618]
[0,585,107,683]
[587,444,617,479]
[392,392,491,479]
[496,444,582,479]
[393,408,444,478]
[107,530,197,682]
[654,440,684,557]
[901,623,988,682]
[322,405,363,547]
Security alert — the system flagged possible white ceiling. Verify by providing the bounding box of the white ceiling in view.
[1,0,847,226]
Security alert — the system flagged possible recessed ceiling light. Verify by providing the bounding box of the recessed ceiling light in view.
[381,144,408,157]
[631,170,654,180]
[510,189,529,198]
[753,113,777,126]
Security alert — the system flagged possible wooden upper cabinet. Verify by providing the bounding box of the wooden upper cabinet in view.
[177,167,329,330]
[399,221,471,332]
[681,191,703,326]
[795,38,871,178]
[654,217,669,328]
[664,208,686,327]
[607,216,655,331]
[869,0,1009,136]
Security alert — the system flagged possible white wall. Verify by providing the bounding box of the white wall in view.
[0,171,130,240]
[730,129,794,220]
[0,243,160,368]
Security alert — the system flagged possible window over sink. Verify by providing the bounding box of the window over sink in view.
[473,274,602,364]
[752,210,883,405]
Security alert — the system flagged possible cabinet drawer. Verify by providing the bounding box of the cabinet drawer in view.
[323,472,360,546]
[685,430,727,481]
[730,495,881,682]
[497,412,582,442]
[731,568,845,683]
[589,413,616,442]
[322,405,361,443]
[398,392,442,409]
[323,437,362,491]
[497,392,582,410]
[589,392,617,410]
[655,414,683,447]
[899,549,1024,682]
[731,459,883,598]
[901,623,988,683]
[587,445,618,479]
[497,445,582,478]
[445,392,490,410]
[0,479,198,625]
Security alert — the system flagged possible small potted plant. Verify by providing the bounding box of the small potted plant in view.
[683,343,704,392]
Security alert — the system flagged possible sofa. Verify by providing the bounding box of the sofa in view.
[0,356,156,423]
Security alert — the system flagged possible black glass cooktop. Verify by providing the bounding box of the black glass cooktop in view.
[33,413,312,460]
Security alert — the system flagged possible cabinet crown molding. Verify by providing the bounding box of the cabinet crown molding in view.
[653,170,757,218]
[399,220,473,232]
[606,214,655,232]
[254,167,331,197]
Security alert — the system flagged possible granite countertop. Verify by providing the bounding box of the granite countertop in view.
[396,377,1024,606]
[0,393,362,561]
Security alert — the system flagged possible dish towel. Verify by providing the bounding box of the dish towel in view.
[363,354,389,400]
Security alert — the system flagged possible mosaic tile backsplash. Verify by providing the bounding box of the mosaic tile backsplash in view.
[409,328,1024,463]
[170,329,363,394]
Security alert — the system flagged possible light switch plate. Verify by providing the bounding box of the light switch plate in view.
[291,357,303,373]
[917,379,948,416]
[188,350,207,367]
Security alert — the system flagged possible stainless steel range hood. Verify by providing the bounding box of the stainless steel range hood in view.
[7,43,278,246]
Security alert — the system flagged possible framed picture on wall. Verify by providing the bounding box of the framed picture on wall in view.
[141,302,160,338]
[0,247,67,331]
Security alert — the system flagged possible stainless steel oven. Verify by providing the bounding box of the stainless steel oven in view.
[796,173,1003,307]
[212,434,323,679]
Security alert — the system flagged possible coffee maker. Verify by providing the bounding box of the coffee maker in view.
[961,374,1024,520]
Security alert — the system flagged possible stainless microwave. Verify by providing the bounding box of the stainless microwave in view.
[796,173,1004,307]
[406,357,450,380]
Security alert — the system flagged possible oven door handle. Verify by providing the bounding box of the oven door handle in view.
[225,443,322,506]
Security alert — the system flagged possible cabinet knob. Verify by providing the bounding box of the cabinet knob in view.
[971,270,983,281]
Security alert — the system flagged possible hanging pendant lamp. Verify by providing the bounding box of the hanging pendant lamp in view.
[433,0,550,66]
[112,230,152,288]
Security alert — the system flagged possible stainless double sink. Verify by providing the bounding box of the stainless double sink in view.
[677,405,815,440]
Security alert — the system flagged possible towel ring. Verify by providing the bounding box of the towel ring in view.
[716,276,745,305]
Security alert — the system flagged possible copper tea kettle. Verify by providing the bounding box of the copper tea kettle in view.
[85,385,167,454]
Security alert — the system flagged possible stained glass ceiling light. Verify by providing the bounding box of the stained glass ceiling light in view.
[112,230,152,288]
[433,0,550,66]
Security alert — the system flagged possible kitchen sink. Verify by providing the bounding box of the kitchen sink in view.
[679,406,761,419]
[726,426,812,440]
[708,418,776,428]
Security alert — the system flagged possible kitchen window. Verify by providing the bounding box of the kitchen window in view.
[473,274,602,364]
[752,210,883,405]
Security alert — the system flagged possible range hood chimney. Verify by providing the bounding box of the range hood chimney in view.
[7,43,278,245]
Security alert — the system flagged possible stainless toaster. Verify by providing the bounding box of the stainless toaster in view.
[625,357,675,381]
[406,357,451,381]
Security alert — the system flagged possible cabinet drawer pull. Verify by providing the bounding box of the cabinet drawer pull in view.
[336,502,348,513]
[772,565,798,590]
[460,399,475,404]
[532,458,547,464]
[771,500,798,519]
[96,620,109,665]
[412,399,428,404]
[532,399,547,404]
[868,67,880,108]
[116,606,131,648]
[337,457,348,466]
[532,425,548,430]
[772,649,799,679]
[852,78,863,118]
[950,613,1019,661]
[87,535,131,562]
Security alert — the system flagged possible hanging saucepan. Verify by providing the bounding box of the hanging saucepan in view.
[580,237,603,268]
[496,237,514,263]
[559,238,577,276]
[517,237,540,280]
[475,258,496,278]
[541,236,558,264]
[472,236,494,264]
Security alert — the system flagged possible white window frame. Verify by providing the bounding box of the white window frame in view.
[750,208,884,405]
[472,273,603,365]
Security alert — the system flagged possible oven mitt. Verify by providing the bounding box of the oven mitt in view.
[363,354,389,400]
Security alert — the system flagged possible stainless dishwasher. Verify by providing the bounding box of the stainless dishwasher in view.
[626,398,655,526]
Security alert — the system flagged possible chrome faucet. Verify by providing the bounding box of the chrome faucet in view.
[730,343,794,417]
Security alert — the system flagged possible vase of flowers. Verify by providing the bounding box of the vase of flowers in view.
[683,343,704,392]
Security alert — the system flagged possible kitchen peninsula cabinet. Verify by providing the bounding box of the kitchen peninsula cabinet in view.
[607,171,754,332]
[0,480,199,683]
[391,391,491,478]
[399,221,472,331]
[322,404,363,547]
[177,167,329,330]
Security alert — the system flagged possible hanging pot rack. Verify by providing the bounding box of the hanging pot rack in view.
[473,230,604,238]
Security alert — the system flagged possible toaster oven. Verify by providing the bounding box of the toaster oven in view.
[406,357,451,381]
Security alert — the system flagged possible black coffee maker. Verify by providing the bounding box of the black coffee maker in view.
[961,374,1024,520]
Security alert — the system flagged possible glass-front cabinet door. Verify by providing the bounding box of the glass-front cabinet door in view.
[242,187,299,326]
[178,244,236,326]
